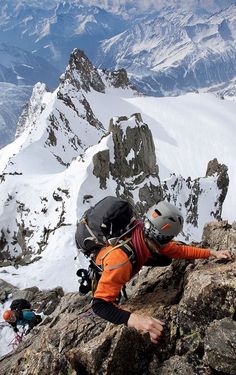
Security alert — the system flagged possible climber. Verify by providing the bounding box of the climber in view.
[87,200,234,344]
[2,298,42,334]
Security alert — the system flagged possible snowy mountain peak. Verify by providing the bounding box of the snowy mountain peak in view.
[60,48,105,93]
[0,49,138,178]
[1,1,236,100]
[60,48,134,95]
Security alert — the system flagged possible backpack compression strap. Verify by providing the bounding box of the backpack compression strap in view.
[81,218,104,245]
[99,238,137,272]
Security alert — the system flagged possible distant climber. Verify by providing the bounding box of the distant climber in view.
[75,197,234,344]
[2,298,42,334]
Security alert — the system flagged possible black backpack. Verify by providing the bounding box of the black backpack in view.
[10,299,32,312]
[75,196,135,256]
[75,196,137,297]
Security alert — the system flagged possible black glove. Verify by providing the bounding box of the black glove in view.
[35,315,42,324]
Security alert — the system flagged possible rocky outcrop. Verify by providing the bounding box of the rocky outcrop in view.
[202,220,236,250]
[92,113,163,214]
[0,222,235,374]
[61,49,105,93]
[60,49,134,94]
[162,159,229,241]
[204,318,236,375]
[108,114,158,180]
[0,279,18,302]
[103,68,131,89]
[205,158,229,220]
[0,280,64,314]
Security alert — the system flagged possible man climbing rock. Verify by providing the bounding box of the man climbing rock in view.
[3,298,42,334]
[76,199,234,344]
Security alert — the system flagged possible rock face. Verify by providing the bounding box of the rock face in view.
[0,222,235,374]
[204,318,236,375]
[103,68,130,89]
[202,220,236,250]
[62,49,105,93]
[93,113,163,214]
[205,158,229,219]
[162,158,229,240]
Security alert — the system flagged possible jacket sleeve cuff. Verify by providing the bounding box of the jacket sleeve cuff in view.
[92,297,131,325]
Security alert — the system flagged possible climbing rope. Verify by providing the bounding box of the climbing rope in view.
[8,328,27,350]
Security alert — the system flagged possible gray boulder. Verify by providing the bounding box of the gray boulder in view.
[204,318,236,374]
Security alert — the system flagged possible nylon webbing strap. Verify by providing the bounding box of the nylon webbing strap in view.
[81,219,97,241]
[100,238,136,271]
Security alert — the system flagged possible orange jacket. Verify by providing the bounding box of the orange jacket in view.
[94,235,211,304]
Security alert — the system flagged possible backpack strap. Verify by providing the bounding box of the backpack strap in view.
[99,238,137,271]
[81,218,103,244]
[91,240,136,301]
[77,238,137,297]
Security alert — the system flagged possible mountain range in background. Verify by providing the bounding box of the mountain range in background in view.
[1,0,236,147]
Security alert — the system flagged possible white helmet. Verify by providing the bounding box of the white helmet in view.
[143,201,184,245]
